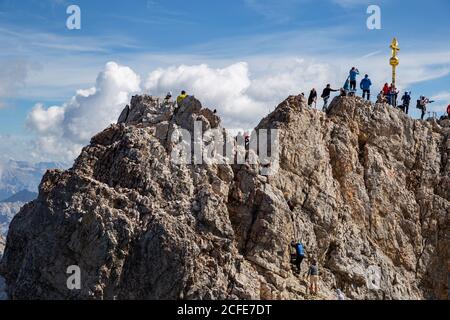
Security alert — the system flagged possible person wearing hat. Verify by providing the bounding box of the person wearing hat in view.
[164,91,173,104]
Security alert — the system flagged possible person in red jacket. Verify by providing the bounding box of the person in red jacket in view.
[382,83,390,96]
[447,104,450,117]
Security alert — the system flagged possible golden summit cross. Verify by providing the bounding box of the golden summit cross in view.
[389,38,400,87]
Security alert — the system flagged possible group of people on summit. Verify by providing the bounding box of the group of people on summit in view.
[305,67,448,121]
[164,70,450,123]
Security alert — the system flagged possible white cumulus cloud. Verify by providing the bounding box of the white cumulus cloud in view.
[144,59,336,130]
[26,62,141,161]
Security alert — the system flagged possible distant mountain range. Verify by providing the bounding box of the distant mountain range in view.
[1,190,37,203]
[0,160,66,201]
[0,160,67,235]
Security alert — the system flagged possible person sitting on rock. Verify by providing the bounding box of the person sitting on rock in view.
[308,89,318,109]
[377,90,386,103]
[307,259,320,295]
[360,74,372,101]
[290,241,305,274]
[176,90,188,106]
[321,84,339,112]
[163,91,173,106]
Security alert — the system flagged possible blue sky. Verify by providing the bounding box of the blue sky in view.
[1,0,450,163]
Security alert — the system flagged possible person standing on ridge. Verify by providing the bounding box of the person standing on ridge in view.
[447,104,450,118]
[418,96,434,120]
[290,241,305,274]
[177,90,188,106]
[390,85,399,107]
[349,67,360,91]
[401,91,411,114]
[382,83,390,97]
[360,74,372,101]
[321,84,339,111]
[308,89,318,109]
[307,259,320,295]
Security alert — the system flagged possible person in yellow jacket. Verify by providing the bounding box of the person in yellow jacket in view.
[176,90,188,106]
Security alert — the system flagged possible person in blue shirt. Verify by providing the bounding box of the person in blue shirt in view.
[291,241,305,273]
[349,67,360,91]
[360,74,372,101]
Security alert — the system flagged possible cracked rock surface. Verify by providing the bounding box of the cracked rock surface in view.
[0,95,448,300]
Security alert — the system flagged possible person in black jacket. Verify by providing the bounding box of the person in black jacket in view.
[321,84,339,112]
[401,92,411,114]
[308,89,318,109]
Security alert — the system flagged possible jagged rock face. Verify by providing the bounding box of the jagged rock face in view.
[0,95,448,300]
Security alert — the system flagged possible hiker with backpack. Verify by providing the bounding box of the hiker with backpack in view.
[401,92,411,114]
[290,241,305,274]
[321,84,339,112]
[360,74,372,101]
[308,89,318,109]
[417,96,434,120]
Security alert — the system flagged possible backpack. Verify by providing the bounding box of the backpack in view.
[416,100,423,109]
[296,243,305,256]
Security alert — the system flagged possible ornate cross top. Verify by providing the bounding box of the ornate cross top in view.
[390,38,400,59]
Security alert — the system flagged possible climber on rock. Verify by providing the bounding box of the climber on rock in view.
[349,67,360,91]
[177,90,188,106]
[321,84,339,112]
[307,259,320,295]
[290,241,305,274]
[400,91,411,114]
[360,74,372,101]
[308,89,318,109]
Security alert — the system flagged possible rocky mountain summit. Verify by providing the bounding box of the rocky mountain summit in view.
[0,94,448,300]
